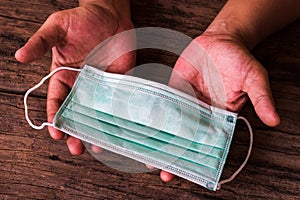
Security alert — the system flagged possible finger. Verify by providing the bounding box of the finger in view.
[85,25,136,74]
[47,69,77,140]
[145,164,156,170]
[169,57,211,104]
[15,12,66,63]
[67,135,85,155]
[47,68,84,155]
[160,170,175,182]
[244,64,280,127]
[169,57,198,96]
[105,51,136,74]
[91,144,103,154]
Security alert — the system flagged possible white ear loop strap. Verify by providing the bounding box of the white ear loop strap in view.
[24,67,81,130]
[217,116,253,190]
[25,68,253,188]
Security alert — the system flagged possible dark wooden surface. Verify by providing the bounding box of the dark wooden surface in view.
[1,0,299,199]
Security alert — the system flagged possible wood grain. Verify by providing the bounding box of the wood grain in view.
[0,0,299,199]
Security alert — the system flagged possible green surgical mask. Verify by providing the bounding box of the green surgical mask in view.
[24,65,253,191]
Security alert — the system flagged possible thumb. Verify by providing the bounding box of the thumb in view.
[15,12,66,63]
[244,63,280,127]
[168,57,200,97]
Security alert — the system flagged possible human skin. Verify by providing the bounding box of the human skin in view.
[163,0,300,182]
[16,0,300,183]
[15,0,135,155]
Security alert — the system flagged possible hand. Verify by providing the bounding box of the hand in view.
[15,2,135,155]
[162,33,280,182]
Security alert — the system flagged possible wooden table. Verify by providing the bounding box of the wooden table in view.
[1,0,299,199]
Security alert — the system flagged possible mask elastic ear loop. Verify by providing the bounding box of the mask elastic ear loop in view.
[217,116,253,190]
[24,67,81,130]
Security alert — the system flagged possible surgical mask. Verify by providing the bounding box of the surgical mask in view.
[24,65,253,191]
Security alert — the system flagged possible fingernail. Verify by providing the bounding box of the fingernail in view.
[91,144,102,154]
[145,164,156,170]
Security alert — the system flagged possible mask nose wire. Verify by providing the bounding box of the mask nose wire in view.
[24,66,82,130]
[217,116,253,190]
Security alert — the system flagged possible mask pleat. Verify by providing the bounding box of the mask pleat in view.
[53,65,237,191]
[61,108,222,170]
[67,100,225,157]
[71,81,230,149]
[57,115,219,182]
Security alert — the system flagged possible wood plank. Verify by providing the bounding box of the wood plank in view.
[0,0,78,23]
[0,0,299,199]
[0,91,299,199]
[131,0,227,37]
[0,15,51,96]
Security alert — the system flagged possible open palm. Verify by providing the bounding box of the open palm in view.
[170,34,279,126]
[16,4,135,155]
[161,33,280,182]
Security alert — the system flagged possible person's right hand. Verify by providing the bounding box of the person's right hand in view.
[15,1,135,155]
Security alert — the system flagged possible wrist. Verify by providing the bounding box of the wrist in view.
[203,0,300,50]
[203,17,255,50]
[79,0,131,20]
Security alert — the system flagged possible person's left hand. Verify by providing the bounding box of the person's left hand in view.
[159,33,280,182]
